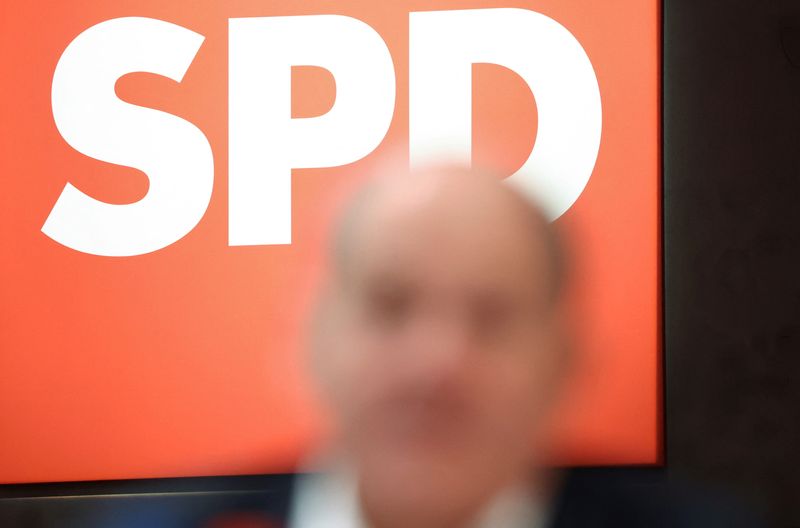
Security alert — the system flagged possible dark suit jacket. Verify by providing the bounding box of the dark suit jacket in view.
[547,469,763,528]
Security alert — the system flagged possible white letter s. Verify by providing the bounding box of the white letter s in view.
[45,17,213,256]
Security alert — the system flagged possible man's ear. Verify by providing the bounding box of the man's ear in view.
[307,285,339,398]
[546,307,577,405]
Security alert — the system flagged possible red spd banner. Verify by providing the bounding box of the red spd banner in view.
[0,0,660,483]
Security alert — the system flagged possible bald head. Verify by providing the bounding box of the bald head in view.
[330,165,567,307]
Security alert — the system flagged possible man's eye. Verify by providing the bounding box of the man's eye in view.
[367,290,412,324]
[470,301,512,336]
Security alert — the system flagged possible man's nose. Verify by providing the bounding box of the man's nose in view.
[403,309,473,385]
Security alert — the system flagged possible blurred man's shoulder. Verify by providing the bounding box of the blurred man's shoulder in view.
[549,468,764,528]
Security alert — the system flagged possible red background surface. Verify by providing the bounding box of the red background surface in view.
[0,0,660,483]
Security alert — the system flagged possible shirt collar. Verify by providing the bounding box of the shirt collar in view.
[289,468,545,528]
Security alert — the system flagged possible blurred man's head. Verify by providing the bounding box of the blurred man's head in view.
[311,164,572,527]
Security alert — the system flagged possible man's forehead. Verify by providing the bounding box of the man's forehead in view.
[330,165,563,302]
[337,166,537,252]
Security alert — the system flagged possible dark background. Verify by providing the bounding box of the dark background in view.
[664,0,800,526]
[2,0,800,526]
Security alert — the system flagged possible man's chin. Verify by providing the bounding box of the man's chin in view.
[364,437,470,475]
[358,446,494,512]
